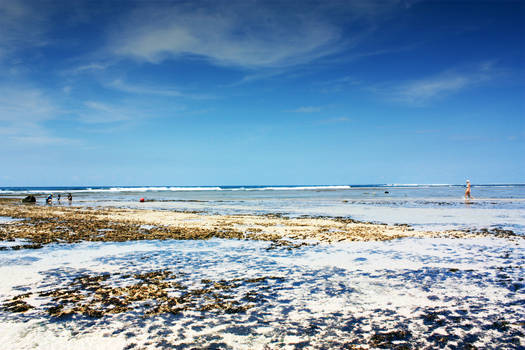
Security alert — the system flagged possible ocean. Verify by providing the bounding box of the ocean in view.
[2,184,525,234]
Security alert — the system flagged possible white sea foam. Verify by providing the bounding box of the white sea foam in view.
[230,185,351,191]
[0,187,224,194]
[384,183,456,187]
[0,238,523,349]
[101,186,224,192]
[0,185,351,195]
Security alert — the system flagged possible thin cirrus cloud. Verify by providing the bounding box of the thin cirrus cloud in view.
[0,87,55,123]
[79,99,180,127]
[108,2,346,69]
[68,62,111,75]
[289,106,322,113]
[319,117,351,124]
[107,79,214,100]
[80,101,141,124]
[379,63,500,105]
[109,79,184,97]
[0,0,50,59]
[9,135,77,145]
[0,85,76,145]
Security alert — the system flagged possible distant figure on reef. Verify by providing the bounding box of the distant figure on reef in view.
[46,194,53,204]
[57,194,61,202]
[464,180,472,200]
[67,193,72,201]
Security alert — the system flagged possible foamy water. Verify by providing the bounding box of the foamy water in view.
[0,238,523,349]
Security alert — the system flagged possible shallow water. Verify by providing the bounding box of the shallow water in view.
[3,185,524,234]
[0,216,23,224]
[0,238,523,349]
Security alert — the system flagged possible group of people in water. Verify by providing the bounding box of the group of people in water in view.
[46,193,73,204]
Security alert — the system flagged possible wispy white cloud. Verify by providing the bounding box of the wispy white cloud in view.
[0,87,55,123]
[0,85,77,145]
[393,75,472,104]
[108,2,401,69]
[229,68,290,86]
[0,0,51,59]
[110,2,340,68]
[0,71,150,145]
[318,75,362,93]
[69,62,110,74]
[319,116,351,124]
[80,101,140,124]
[10,135,77,145]
[78,98,183,126]
[76,98,191,132]
[109,79,182,97]
[288,106,322,113]
[108,79,213,99]
[241,46,416,87]
[374,62,501,105]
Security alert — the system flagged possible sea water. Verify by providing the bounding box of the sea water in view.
[2,184,525,234]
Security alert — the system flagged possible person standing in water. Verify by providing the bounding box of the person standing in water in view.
[464,180,472,200]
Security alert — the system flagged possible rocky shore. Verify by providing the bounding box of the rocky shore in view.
[1,198,523,349]
[1,199,520,250]
[2,269,284,319]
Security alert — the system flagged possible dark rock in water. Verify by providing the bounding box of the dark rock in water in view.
[491,320,510,331]
[1,299,33,313]
[384,191,389,194]
[21,195,36,203]
[369,329,411,348]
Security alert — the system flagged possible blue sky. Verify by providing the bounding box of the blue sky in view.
[1,0,524,186]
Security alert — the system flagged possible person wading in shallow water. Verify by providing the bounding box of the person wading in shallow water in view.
[464,180,473,200]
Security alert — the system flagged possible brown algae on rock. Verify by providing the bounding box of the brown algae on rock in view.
[1,270,284,319]
[1,199,516,251]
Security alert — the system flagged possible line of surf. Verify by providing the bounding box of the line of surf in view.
[1,184,524,194]
[0,185,353,194]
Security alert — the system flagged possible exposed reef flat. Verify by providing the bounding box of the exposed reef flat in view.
[0,199,520,250]
[2,269,284,319]
[1,198,523,349]
[0,237,523,349]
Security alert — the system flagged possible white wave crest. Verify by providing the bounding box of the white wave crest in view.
[0,187,224,194]
[85,187,224,192]
[231,186,351,191]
